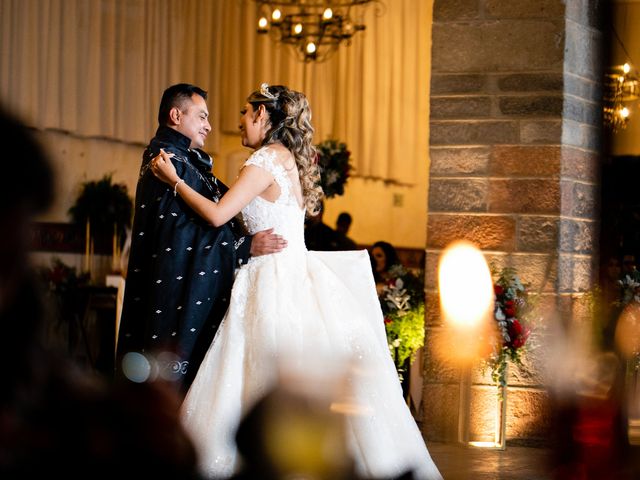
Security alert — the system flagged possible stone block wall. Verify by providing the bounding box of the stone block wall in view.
[422,0,604,445]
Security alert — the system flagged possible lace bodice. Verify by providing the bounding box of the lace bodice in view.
[241,146,306,252]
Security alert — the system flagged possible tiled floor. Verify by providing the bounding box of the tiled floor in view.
[427,442,552,480]
[427,441,640,480]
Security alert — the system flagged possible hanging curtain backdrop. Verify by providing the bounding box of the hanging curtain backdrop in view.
[0,0,428,184]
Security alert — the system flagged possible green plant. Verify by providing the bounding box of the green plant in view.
[68,173,132,236]
[315,139,353,198]
[380,264,426,381]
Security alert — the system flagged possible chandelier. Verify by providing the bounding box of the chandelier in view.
[603,63,639,133]
[253,1,377,62]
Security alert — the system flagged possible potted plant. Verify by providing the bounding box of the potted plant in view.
[379,264,426,393]
[68,173,133,275]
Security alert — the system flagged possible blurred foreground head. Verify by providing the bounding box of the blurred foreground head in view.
[0,106,55,384]
[0,106,201,479]
[0,106,53,314]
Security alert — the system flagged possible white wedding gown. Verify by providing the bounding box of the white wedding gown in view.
[180,146,442,480]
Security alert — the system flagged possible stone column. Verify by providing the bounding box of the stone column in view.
[422,0,604,444]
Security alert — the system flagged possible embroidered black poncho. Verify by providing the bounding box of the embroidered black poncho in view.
[117,126,252,394]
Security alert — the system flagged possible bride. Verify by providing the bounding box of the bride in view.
[150,83,442,480]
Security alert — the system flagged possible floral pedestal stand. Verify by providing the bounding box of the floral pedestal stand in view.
[458,365,507,450]
[494,378,508,450]
[457,365,473,445]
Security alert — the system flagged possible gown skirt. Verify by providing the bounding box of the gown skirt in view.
[180,247,443,480]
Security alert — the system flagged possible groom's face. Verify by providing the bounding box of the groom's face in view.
[174,94,211,149]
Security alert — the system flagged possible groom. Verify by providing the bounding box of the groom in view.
[116,83,286,396]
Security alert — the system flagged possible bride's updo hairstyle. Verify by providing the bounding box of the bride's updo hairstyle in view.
[247,83,323,216]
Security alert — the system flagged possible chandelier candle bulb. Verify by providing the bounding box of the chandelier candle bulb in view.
[271,8,282,24]
[258,16,269,33]
[305,42,317,60]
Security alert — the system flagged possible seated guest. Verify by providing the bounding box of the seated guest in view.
[334,212,358,250]
[304,201,339,251]
[370,241,402,295]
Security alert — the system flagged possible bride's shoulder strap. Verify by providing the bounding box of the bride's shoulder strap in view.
[243,146,278,174]
[242,146,293,200]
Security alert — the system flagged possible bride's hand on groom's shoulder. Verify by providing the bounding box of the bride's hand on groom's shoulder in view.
[150,148,178,185]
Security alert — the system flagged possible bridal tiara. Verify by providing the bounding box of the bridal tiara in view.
[260,82,278,100]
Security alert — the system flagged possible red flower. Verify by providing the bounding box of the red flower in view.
[507,319,529,349]
[384,317,393,324]
[510,318,523,335]
[494,285,504,295]
[504,300,516,317]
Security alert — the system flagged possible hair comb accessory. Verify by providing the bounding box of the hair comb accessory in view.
[260,82,277,100]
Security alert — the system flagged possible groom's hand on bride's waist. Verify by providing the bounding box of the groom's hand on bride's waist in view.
[250,228,287,256]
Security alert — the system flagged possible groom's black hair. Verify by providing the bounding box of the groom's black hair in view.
[158,83,208,126]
